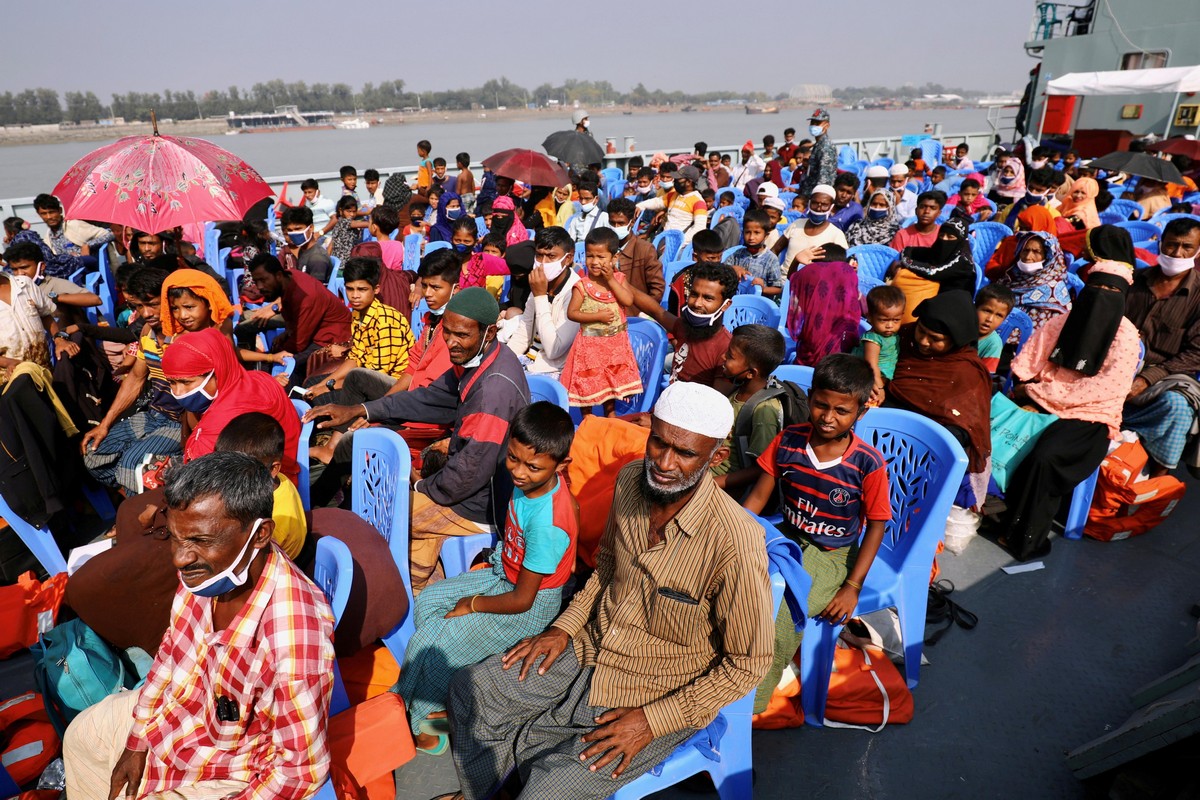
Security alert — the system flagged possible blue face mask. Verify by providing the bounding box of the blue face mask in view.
[452,243,473,254]
[867,208,889,220]
[809,124,825,138]
[807,209,830,224]
[681,301,729,328]
[286,229,311,247]
[1025,190,1047,205]
[171,373,215,415]
[181,518,264,597]
[446,208,464,221]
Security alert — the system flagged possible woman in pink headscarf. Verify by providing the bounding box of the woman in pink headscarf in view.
[489,196,527,248]
[1057,176,1102,230]
[988,158,1025,204]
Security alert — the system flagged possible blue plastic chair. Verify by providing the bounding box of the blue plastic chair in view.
[837,145,859,167]
[0,491,67,575]
[440,532,497,580]
[1062,468,1100,540]
[847,244,899,293]
[350,428,417,664]
[676,243,694,263]
[617,318,670,414]
[715,187,741,204]
[1149,212,1200,230]
[710,205,744,228]
[653,230,684,263]
[403,233,424,270]
[527,373,570,413]
[411,298,429,341]
[798,408,968,726]
[1098,210,1126,226]
[721,245,744,262]
[968,221,1011,267]
[781,210,803,226]
[871,157,895,170]
[204,224,221,270]
[311,536,353,715]
[723,295,780,332]
[608,179,628,202]
[1107,198,1143,221]
[661,260,691,309]
[1137,239,1159,255]
[290,399,313,511]
[778,191,797,208]
[994,307,1034,354]
[226,267,245,305]
[611,558,788,800]
[272,355,297,379]
[425,241,450,254]
[475,216,489,237]
[771,364,814,392]
[1115,220,1161,243]
[601,167,623,189]
[917,139,943,172]
[574,239,586,264]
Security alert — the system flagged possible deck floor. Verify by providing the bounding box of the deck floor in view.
[394,495,1200,800]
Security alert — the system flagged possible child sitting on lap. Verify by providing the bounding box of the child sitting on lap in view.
[742,354,892,713]
[395,402,578,754]
[852,284,906,406]
[974,283,1015,375]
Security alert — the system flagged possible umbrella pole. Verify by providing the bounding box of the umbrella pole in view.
[151,109,159,137]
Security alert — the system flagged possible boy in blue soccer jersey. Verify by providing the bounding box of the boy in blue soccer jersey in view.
[743,353,891,712]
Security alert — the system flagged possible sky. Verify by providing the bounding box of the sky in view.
[0,1,1037,98]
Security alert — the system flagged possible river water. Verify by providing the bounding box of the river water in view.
[0,107,1001,198]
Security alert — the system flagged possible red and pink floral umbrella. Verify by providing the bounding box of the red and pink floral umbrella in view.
[51,117,273,232]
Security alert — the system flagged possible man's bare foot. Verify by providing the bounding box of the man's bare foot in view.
[308,432,343,465]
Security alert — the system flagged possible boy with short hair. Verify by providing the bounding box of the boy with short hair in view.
[415,140,434,192]
[3,241,102,324]
[725,209,783,297]
[214,412,308,562]
[368,205,405,270]
[830,173,864,232]
[339,165,360,199]
[281,205,334,282]
[948,177,992,221]
[974,283,1015,374]
[305,256,414,460]
[396,400,578,754]
[909,147,928,179]
[300,178,337,233]
[362,168,383,211]
[432,157,457,194]
[455,153,476,213]
[713,324,787,493]
[743,353,891,713]
[889,190,947,251]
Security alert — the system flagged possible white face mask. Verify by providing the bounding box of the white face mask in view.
[580,202,596,214]
[461,331,491,369]
[536,256,568,283]
[1031,159,1048,169]
[610,225,630,240]
[181,518,264,597]
[636,184,653,195]
[582,119,590,129]
[1016,259,1044,274]
[1158,253,1195,276]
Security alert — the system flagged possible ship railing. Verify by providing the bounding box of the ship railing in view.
[0,130,1002,237]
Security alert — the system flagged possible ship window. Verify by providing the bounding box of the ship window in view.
[1120,51,1168,70]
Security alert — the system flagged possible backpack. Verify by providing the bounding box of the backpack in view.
[30,619,146,735]
[732,378,810,467]
[0,692,59,788]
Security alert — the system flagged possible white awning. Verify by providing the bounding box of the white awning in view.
[1046,66,1200,96]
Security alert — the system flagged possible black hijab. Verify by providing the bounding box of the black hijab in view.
[913,289,979,348]
[1048,268,1130,376]
[900,216,977,294]
[1083,225,1135,267]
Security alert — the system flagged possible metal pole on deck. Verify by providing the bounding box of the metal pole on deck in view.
[1035,72,1052,142]
[1164,92,1181,139]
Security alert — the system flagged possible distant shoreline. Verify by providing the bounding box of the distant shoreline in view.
[0,102,975,148]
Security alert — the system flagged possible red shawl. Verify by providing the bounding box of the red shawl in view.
[161,327,301,482]
[887,325,992,472]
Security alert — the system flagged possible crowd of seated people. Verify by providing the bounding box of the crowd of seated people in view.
[2,116,1199,798]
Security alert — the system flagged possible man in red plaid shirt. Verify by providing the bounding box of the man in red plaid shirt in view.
[63,452,336,800]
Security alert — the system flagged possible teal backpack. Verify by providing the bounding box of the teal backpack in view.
[30,618,151,735]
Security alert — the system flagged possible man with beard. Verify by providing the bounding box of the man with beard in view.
[433,381,772,800]
[626,261,739,390]
[245,253,351,385]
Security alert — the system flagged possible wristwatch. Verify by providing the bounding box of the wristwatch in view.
[325,378,336,391]
[54,332,70,341]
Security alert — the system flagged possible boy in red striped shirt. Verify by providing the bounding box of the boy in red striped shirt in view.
[743,354,891,711]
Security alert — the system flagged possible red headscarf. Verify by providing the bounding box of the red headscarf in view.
[161,327,300,483]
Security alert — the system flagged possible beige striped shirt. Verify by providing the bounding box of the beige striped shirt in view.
[552,461,774,737]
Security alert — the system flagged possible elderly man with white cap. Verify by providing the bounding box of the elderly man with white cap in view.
[436,382,773,800]
[889,163,919,217]
[773,182,849,272]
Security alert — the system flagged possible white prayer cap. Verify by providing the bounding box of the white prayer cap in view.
[652,382,735,441]
[889,163,910,177]
[865,165,889,179]
[762,196,786,211]
[811,184,836,200]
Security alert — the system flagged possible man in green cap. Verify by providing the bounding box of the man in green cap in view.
[308,287,529,591]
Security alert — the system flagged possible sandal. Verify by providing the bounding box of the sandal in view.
[417,733,449,756]
[418,717,452,736]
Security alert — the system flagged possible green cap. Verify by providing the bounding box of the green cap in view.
[445,286,500,326]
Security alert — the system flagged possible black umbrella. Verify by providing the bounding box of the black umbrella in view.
[1089,151,1185,185]
[542,130,606,166]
